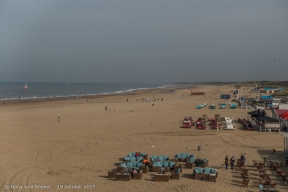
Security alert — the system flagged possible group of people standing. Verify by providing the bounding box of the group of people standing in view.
[225,153,246,170]
[225,155,235,170]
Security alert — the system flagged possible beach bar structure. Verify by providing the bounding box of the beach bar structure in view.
[247,109,281,132]
[271,109,288,129]
[248,109,266,118]
[250,116,280,132]
[219,94,230,100]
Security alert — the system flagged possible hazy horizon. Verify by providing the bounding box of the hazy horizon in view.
[1,0,287,83]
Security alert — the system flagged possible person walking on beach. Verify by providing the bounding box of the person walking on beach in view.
[243,153,246,165]
[225,155,229,170]
[230,156,235,170]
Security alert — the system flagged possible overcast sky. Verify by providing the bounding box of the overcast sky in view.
[0,0,287,83]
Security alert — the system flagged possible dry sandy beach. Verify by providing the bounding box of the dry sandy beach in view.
[0,84,287,192]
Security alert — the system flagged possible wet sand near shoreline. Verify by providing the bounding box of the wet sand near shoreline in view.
[0,84,287,192]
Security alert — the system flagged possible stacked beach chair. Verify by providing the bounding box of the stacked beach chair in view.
[223,117,235,130]
[182,117,193,128]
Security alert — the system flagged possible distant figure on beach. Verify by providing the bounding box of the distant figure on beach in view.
[105,106,107,111]
[272,149,276,154]
[131,168,137,178]
[127,99,128,102]
[143,159,149,167]
[195,157,200,166]
[225,155,229,170]
[3,102,5,104]
[161,98,163,101]
[230,156,235,170]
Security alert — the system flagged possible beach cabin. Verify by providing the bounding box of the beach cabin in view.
[220,94,230,100]
[260,88,275,94]
[279,104,288,109]
[261,95,273,99]
[260,96,273,106]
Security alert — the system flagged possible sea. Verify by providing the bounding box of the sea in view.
[0,82,175,100]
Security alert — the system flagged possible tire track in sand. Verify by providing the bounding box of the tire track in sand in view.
[3,142,57,192]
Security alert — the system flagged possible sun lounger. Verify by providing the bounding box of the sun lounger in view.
[194,167,218,181]
[259,184,278,192]
[116,173,131,181]
[196,124,206,129]
[174,165,182,173]
[154,174,170,182]
[197,159,209,168]
[181,123,192,128]
[133,172,143,179]
[174,153,191,162]
[140,166,149,173]
[108,170,117,179]
[151,161,176,172]
[193,167,205,180]
[171,169,180,180]
[209,174,217,182]
[242,179,249,187]
[186,161,195,169]
[224,122,234,130]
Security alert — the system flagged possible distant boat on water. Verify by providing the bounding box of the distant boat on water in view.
[22,83,29,90]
